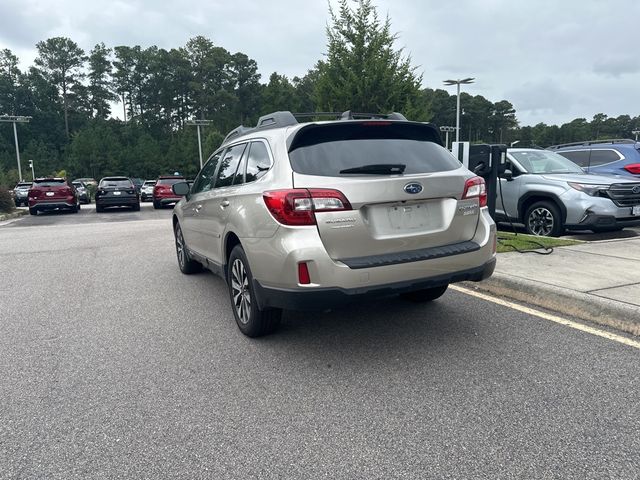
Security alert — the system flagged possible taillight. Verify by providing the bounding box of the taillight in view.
[623,163,640,175]
[462,176,487,207]
[263,189,352,226]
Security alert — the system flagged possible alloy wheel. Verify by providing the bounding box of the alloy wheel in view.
[528,207,554,236]
[231,258,251,324]
[175,226,186,267]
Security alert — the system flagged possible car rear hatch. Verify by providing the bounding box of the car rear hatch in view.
[287,121,481,260]
[99,179,136,199]
[30,180,71,201]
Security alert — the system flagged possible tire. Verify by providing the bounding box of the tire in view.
[96,204,104,213]
[524,201,564,237]
[400,284,449,303]
[227,245,281,337]
[133,203,140,212]
[153,200,161,209]
[174,222,202,274]
[29,207,37,216]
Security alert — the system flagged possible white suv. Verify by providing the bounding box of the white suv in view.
[171,111,496,336]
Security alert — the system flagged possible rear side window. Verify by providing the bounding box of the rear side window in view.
[556,150,589,167]
[288,122,458,177]
[589,149,621,166]
[33,180,66,187]
[245,141,272,183]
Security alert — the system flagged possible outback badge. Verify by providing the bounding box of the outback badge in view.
[404,182,423,194]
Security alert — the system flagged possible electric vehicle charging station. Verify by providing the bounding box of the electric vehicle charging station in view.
[452,141,507,219]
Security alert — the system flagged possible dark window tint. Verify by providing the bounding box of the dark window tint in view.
[33,179,66,187]
[192,153,221,194]
[100,179,133,188]
[245,142,272,183]
[556,150,590,168]
[589,149,621,166]
[288,123,458,177]
[215,143,247,188]
[156,177,185,185]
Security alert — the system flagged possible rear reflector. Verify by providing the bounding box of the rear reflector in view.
[462,176,487,207]
[623,163,640,175]
[298,262,311,284]
[263,189,352,226]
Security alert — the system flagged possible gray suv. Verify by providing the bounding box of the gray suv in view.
[497,148,640,236]
[171,111,496,336]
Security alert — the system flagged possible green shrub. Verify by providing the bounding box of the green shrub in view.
[0,187,15,213]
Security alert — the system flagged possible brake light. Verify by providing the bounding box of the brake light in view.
[623,163,640,175]
[462,176,487,207]
[263,189,352,226]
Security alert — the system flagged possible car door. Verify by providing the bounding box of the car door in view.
[496,158,523,221]
[196,142,248,265]
[181,151,222,255]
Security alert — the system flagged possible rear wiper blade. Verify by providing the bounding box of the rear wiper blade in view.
[340,163,406,174]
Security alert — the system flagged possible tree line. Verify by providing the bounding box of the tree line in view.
[1,0,639,187]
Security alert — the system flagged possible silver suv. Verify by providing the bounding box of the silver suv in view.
[171,111,496,336]
[498,148,640,236]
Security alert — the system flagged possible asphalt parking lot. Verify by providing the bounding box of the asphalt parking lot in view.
[1,205,639,479]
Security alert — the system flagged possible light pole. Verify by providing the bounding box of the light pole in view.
[633,130,640,141]
[439,126,456,149]
[0,115,32,182]
[443,78,475,143]
[29,159,35,180]
[510,140,520,147]
[186,120,214,169]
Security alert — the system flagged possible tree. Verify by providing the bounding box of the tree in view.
[0,49,21,115]
[34,37,86,138]
[315,0,427,119]
[87,43,116,119]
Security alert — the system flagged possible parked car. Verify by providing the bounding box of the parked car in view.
[131,177,144,193]
[71,181,90,204]
[28,178,80,215]
[95,177,140,212]
[13,182,32,207]
[153,176,185,209]
[140,180,156,201]
[171,110,496,337]
[548,139,640,179]
[496,148,640,236]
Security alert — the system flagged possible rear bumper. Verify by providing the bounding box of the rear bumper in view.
[253,258,496,311]
[156,196,181,205]
[96,196,139,207]
[29,200,75,209]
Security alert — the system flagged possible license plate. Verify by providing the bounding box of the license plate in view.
[46,191,54,196]
[633,205,640,216]
[113,191,121,195]
[387,203,430,230]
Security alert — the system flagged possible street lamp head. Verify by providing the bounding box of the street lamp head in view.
[443,78,475,86]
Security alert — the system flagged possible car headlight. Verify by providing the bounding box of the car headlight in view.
[568,182,608,197]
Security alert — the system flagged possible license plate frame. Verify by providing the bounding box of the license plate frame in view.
[387,202,430,231]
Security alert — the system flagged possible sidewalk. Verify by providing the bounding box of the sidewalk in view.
[466,234,640,336]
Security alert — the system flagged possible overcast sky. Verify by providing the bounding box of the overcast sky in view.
[1,0,639,126]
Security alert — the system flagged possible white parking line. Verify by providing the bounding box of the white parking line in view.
[451,285,640,350]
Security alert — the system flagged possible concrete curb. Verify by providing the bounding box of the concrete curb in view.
[463,272,640,337]
[0,209,28,222]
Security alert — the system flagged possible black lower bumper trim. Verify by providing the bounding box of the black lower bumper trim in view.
[253,258,496,311]
[567,213,640,230]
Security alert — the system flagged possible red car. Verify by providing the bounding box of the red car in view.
[28,178,80,215]
[153,176,186,209]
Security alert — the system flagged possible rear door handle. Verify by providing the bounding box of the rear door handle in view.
[220,200,230,208]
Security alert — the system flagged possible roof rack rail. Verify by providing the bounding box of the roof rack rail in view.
[256,111,298,130]
[548,138,636,149]
[339,110,407,121]
[222,125,254,145]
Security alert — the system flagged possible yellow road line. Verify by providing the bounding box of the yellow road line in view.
[450,285,640,350]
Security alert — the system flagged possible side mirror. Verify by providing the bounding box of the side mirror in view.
[172,181,190,196]
[501,169,514,181]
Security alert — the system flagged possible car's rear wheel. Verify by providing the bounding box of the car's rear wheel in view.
[29,207,37,216]
[96,204,104,213]
[400,284,448,302]
[174,222,201,274]
[525,201,564,237]
[153,200,160,209]
[133,203,140,211]
[227,245,281,337]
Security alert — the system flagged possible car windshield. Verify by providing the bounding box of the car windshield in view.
[510,150,585,174]
[16,183,32,189]
[157,178,184,185]
[144,181,156,186]
[100,179,133,187]
[72,183,84,188]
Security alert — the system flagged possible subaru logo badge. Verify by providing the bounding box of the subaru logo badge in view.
[633,185,640,194]
[404,182,423,194]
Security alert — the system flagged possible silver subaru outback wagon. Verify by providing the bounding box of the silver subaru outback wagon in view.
[171,111,496,337]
